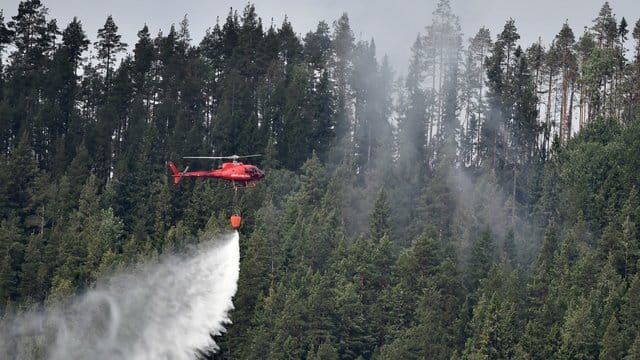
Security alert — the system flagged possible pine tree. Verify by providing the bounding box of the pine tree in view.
[584,5,619,119]
[298,152,327,206]
[331,13,355,154]
[86,208,124,280]
[559,297,598,359]
[279,64,313,169]
[300,21,336,159]
[0,217,24,309]
[481,29,506,171]
[304,21,332,72]
[310,342,339,360]
[397,35,429,179]
[132,24,155,94]
[600,314,625,360]
[461,27,492,166]
[428,0,462,157]
[95,15,127,84]
[351,39,377,171]
[592,2,618,48]
[622,274,640,351]
[55,174,101,287]
[511,46,539,164]
[5,0,58,161]
[56,18,90,160]
[466,228,495,291]
[7,0,56,69]
[62,17,90,76]
[462,264,523,360]
[277,16,302,76]
[66,143,91,205]
[554,22,577,145]
[575,29,597,127]
[18,234,47,302]
[368,188,390,242]
[0,10,13,60]
[633,19,640,61]
[311,69,336,157]
[1,134,40,223]
[0,10,12,106]
[332,277,371,358]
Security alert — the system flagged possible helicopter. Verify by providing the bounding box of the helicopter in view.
[168,154,265,190]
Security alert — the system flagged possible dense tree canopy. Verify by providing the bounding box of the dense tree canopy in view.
[1,0,640,358]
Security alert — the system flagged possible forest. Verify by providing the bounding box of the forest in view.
[1,0,640,358]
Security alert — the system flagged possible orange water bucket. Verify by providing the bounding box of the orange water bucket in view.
[230,215,242,229]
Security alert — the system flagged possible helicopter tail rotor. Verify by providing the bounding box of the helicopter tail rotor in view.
[168,161,189,185]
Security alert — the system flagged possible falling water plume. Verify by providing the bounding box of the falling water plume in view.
[0,231,240,360]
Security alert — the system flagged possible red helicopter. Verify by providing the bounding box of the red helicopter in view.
[168,154,265,189]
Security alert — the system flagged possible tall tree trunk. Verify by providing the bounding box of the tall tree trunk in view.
[578,80,584,129]
[544,71,553,153]
[567,82,575,141]
[477,47,485,167]
[560,67,568,144]
[512,165,516,228]
[437,45,444,151]
[367,120,372,165]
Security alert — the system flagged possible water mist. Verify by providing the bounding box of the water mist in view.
[0,231,240,360]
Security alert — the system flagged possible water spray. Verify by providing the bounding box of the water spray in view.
[0,231,240,360]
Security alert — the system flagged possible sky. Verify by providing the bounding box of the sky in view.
[1,0,638,74]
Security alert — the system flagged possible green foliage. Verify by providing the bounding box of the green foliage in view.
[600,314,624,360]
[559,297,598,359]
[462,262,525,359]
[466,229,495,291]
[625,334,640,360]
[368,188,390,242]
[1,2,640,359]
[95,15,127,83]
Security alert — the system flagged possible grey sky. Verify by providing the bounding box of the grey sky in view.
[1,0,638,74]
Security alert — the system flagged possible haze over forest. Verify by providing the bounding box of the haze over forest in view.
[1,0,640,358]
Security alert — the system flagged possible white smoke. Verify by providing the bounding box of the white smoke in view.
[0,231,240,360]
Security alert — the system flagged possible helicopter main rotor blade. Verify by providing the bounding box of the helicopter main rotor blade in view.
[183,156,228,159]
[233,154,262,158]
[183,154,262,160]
